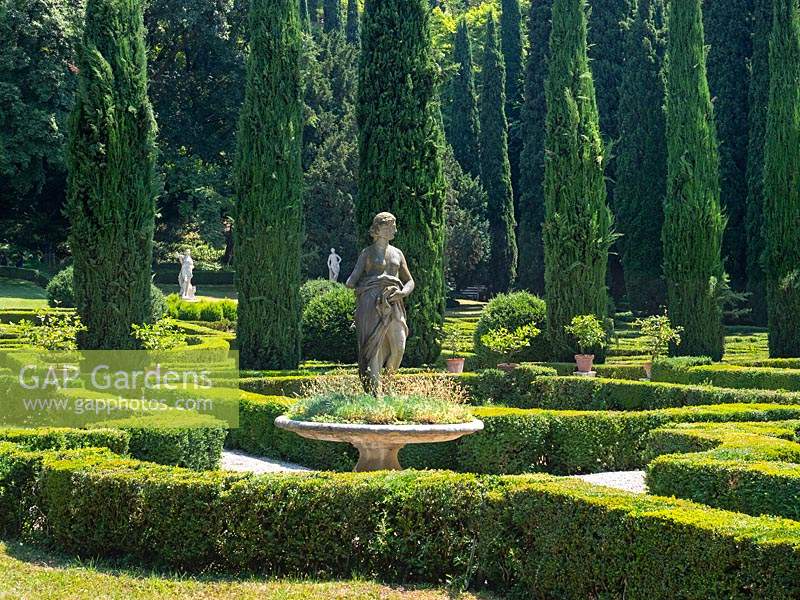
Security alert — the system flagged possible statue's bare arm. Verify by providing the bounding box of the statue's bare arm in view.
[346,250,367,289]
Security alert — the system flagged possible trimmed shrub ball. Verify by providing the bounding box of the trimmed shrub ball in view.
[46,265,75,308]
[300,278,343,308]
[48,265,167,323]
[302,285,357,363]
[474,291,549,363]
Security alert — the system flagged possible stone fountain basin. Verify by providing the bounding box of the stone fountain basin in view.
[274,416,484,472]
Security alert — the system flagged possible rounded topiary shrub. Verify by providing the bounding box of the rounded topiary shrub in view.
[46,266,75,307]
[149,285,167,322]
[302,285,357,363]
[48,265,166,322]
[300,278,343,308]
[474,291,549,362]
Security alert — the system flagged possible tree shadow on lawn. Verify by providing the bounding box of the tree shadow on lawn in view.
[1,537,498,599]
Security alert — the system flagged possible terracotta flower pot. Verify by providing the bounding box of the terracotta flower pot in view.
[574,354,595,373]
[446,357,465,374]
[497,362,519,374]
[643,361,653,379]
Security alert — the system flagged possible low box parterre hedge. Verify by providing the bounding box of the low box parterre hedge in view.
[226,391,800,475]
[90,412,228,470]
[516,375,800,411]
[652,360,800,392]
[645,419,800,521]
[1,441,799,598]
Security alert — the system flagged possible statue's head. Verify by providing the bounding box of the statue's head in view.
[369,212,397,241]
[330,248,336,253]
[184,249,191,256]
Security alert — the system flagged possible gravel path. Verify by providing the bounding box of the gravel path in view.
[222,450,647,493]
[570,470,647,493]
[221,450,310,474]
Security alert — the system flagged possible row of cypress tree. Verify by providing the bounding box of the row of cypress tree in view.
[66,0,800,362]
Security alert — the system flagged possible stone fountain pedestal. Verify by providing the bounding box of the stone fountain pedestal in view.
[274,416,484,472]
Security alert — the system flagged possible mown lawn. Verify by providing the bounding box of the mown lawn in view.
[0,540,495,600]
[0,278,48,309]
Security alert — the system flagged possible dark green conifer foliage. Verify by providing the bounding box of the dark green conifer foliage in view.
[66,0,157,349]
[705,0,753,290]
[346,0,359,45]
[235,0,303,369]
[323,0,342,32]
[309,0,320,23]
[663,0,725,360]
[517,0,551,293]
[543,0,613,359]
[300,0,311,31]
[745,0,772,324]
[587,0,630,143]
[500,0,524,207]
[615,0,666,313]
[763,0,800,356]
[357,0,447,366]
[480,15,518,293]
[447,20,481,179]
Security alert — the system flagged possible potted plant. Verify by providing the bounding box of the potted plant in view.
[443,325,469,374]
[479,323,541,372]
[564,315,607,374]
[632,313,683,379]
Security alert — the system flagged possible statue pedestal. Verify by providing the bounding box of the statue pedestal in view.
[573,370,597,377]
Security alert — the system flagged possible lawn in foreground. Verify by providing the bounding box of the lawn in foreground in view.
[0,540,494,600]
[0,278,48,309]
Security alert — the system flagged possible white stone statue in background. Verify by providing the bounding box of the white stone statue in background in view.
[327,248,342,282]
[178,249,197,300]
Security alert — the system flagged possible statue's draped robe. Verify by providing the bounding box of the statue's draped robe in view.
[355,274,408,388]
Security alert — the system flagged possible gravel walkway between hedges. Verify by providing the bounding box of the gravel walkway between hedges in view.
[221,450,311,474]
[222,451,648,493]
[570,470,647,493]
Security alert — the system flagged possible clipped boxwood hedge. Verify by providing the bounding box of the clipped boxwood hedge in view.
[645,420,800,520]
[0,266,50,287]
[152,266,234,285]
[0,445,794,598]
[0,427,129,454]
[92,412,228,470]
[653,361,800,391]
[516,375,800,411]
[227,392,800,475]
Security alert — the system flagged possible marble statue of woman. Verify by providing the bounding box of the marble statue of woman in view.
[178,249,196,300]
[346,212,415,394]
[327,248,342,282]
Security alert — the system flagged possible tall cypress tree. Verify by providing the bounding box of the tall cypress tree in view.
[323,0,342,32]
[745,0,772,324]
[309,0,320,23]
[543,0,613,359]
[66,0,156,349]
[300,0,311,31]
[762,0,800,357]
[345,0,359,45]
[447,20,480,179]
[480,14,518,293]
[705,0,753,290]
[663,0,726,360]
[235,0,303,369]
[357,0,447,365]
[587,0,630,143]
[501,0,524,208]
[615,0,666,313]
[517,0,551,293]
